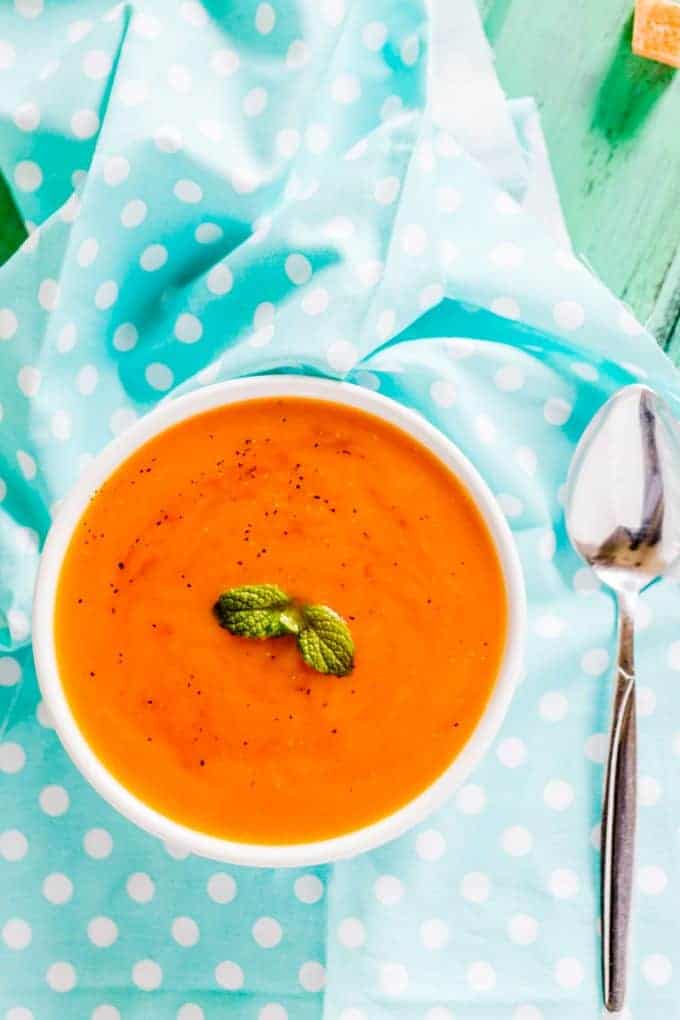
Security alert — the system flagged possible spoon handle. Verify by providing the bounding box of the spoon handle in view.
[602,591,637,1013]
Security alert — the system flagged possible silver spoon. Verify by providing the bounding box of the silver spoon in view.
[565,383,680,1012]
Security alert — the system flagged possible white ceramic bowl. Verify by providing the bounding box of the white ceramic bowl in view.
[33,375,526,867]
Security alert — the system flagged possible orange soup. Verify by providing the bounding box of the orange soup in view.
[56,397,507,844]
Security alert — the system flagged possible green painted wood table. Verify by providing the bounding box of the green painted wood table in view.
[2,1,679,360]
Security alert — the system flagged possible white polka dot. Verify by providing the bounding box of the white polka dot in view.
[475,413,497,444]
[337,917,365,949]
[553,300,585,331]
[118,78,148,106]
[131,10,161,37]
[243,86,268,117]
[638,685,656,716]
[490,242,524,269]
[490,296,521,320]
[164,841,190,860]
[102,155,129,186]
[460,871,490,903]
[297,959,325,991]
[171,916,200,948]
[82,50,112,81]
[71,109,99,140]
[373,176,400,205]
[373,874,403,905]
[0,40,16,69]
[378,962,408,996]
[179,0,207,26]
[120,200,147,230]
[252,917,282,949]
[46,962,76,992]
[497,493,523,519]
[83,828,113,859]
[0,829,28,861]
[16,0,43,18]
[321,0,345,25]
[326,340,357,373]
[14,159,42,192]
[39,785,69,816]
[211,48,239,77]
[571,361,598,381]
[174,179,203,204]
[400,33,420,66]
[95,281,118,310]
[294,874,323,904]
[537,529,556,561]
[2,919,31,950]
[508,913,538,945]
[258,1006,286,1020]
[215,960,244,990]
[109,407,137,436]
[502,825,533,856]
[584,732,607,763]
[144,363,173,389]
[467,960,496,992]
[285,39,310,69]
[434,185,460,213]
[0,308,18,341]
[113,322,138,352]
[13,101,40,132]
[580,647,609,677]
[419,282,444,310]
[456,784,486,815]
[43,873,73,904]
[401,224,427,256]
[638,864,667,895]
[362,20,387,49]
[285,254,312,285]
[416,828,446,861]
[306,123,330,154]
[535,614,566,639]
[88,917,118,948]
[544,779,574,811]
[140,244,168,272]
[195,223,223,245]
[544,397,572,426]
[513,1007,542,1020]
[76,364,99,395]
[494,364,524,391]
[667,640,680,671]
[420,918,449,950]
[331,73,360,104]
[618,306,643,335]
[555,957,583,989]
[573,566,599,594]
[132,959,162,991]
[67,17,91,39]
[76,237,99,268]
[17,366,41,398]
[255,2,275,33]
[301,287,329,316]
[7,607,30,640]
[497,737,527,768]
[175,313,203,343]
[127,872,155,903]
[640,775,662,806]
[36,700,54,727]
[207,872,237,904]
[0,743,25,774]
[515,448,537,480]
[38,278,60,310]
[6,1007,33,1020]
[548,868,581,901]
[376,308,396,340]
[154,125,183,153]
[495,192,520,215]
[642,953,672,986]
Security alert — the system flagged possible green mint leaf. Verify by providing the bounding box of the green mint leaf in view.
[297,604,355,676]
[214,584,296,639]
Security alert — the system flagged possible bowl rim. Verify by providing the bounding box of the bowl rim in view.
[33,374,526,867]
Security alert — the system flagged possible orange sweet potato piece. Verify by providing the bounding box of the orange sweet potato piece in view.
[633,0,680,68]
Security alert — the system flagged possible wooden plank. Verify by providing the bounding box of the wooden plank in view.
[481,0,680,350]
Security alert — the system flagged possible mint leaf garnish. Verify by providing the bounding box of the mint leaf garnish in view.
[297,605,354,676]
[214,584,297,638]
[214,585,354,675]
